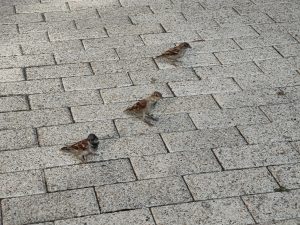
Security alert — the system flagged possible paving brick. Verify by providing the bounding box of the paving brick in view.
[282,22,300,42]
[0,128,37,151]
[0,96,28,112]
[0,108,72,129]
[251,23,288,34]
[151,198,254,225]
[184,168,278,200]
[106,24,164,36]
[0,32,48,45]
[115,113,196,137]
[256,57,300,73]
[242,190,300,223]
[119,0,172,7]
[45,159,135,191]
[0,0,39,6]
[26,63,91,79]
[63,73,131,91]
[28,222,54,225]
[16,2,68,13]
[213,142,300,170]
[100,84,172,103]
[129,68,198,85]
[91,58,157,74]
[215,12,273,26]
[49,28,107,42]
[82,36,144,49]
[190,107,269,129]
[151,1,204,14]
[44,8,99,21]
[0,44,21,57]
[168,78,240,96]
[199,0,254,10]
[255,219,300,225]
[0,6,14,16]
[95,177,192,212]
[267,11,300,23]
[190,38,240,53]
[0,79,63,95]
[130,12,186,24]
[38,120,118,146]
[275,43,300,57]
[0,68,24,82]
[19,21,76,33]
[98,5,152,16]
[29,90,102,109]
[2,188,99,225]
[0,54,55,69]
[76,16,132,29]
[131,150,221,179]
[269,163,300,189]
[0,24,18,35]
[161,128,246,152]
[260,103,300,122]
[55,209,155,225]
[282,85,300,103]
[0,170,45,198]
[68,0,121,10]
[0,13,43,24]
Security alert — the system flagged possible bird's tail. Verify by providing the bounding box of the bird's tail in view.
[60,146,71,151]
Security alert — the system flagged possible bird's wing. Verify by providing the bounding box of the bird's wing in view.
[160,46,181,56]
[125,99,147,112]
[68,139,89,151]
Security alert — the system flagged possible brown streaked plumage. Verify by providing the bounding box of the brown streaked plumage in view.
[156,42,191,65]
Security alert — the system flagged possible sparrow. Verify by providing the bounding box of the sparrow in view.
[60,133,99,162]
[124,91,163,126]
[156,42,191,66]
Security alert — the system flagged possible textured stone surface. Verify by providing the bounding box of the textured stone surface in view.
[0,96,29,112]
[269,163,300,189]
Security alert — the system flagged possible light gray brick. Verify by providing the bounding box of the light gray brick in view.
[44,8,99,21]
[76,16,132,29]
[190,38,240,53]
[98,5,152,16]
[27,222,54,225]
[119,0,172,7]
[267,11,300,23]
[106,24,163,36]
[151,1,204,14]
[281,85,300,103]
[45,159,135,191]
[151,198,254,225]
[269,163,300,189]
[2,188,99,225]
[0,108,72,129]
[130,12,185,24]
[141,31,200,45]
[213,142,300,170]
[0,6,14,16]
[49,28,107,42]
[161,21,218,32]
[62,73,132,91]
[129,68,198,85]
[131,150,221,179]
[275,43,300,57]
[19,21,76,33]
[115,113,196,137]
[189,107,269,129]
[0,79,63,95]
[185,168,278,200]
[0,128,37,151]
[0,0,39,6]
[0,24,18,35]
[82,35,144,49]
[0,54,55,69]
[252,23,288,34]
[55,209,155,225]
[168,78,240,96]
[22,40,83,55]
[199,0,254,10]
[213,88,291,108]
[242,190,300,223]
[26,63,91,80]
[0,96,28,112]
[254,219,300,225]
[91,58,157,74]
[0,170,45,198]
[55,49,117,64]
[283,22,300,42]
[16,2,67,13]
[161,128,246,152]
[257,56,300,73]
[0,32,48,44]
[29,90,102,109]
[215,12,273,26]
[0,44,21,57]
[260,103,300,122]
[38,120,118,146]
[95,177,192,212]
[68,0,120,10]
[194,62,262,79]
[0,13,43,24]
[0,68,24,82]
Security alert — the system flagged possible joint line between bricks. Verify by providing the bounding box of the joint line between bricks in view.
[0,199,3,225]
[93,186,102,213]
[231,38,243,50]
[181,175,195,201]
[158,133,170,153]
[258,106,273,123]
[272,46,285,58]
[211,94,222,109]
[266,166,282,188]
[234,126,249,145]
[128,158,139,181]
[149,208,159,225]
[42,169,50,193]
[240,196,258,224]
[210,148,225,171]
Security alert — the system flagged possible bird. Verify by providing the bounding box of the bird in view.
[60,133,99,163]
[124,91,163,126]
[156,42,191,66]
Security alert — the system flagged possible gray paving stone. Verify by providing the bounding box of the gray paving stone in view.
[283,85,300,103]
[95,177,192,212]
[184,168,278,200]
[2,188,99,225]
[19,21,76,33]
[22,40,83,55]
[82,36,144,49]
[106,24,163,36]
[161,128,246,152]
[189,107,270,129]
[119,0,172,7]
[55,209,155,225]
[151,1,204,14]
[75,16,131,28]
[0,44,21,57]
[283,22,300,42]
[200,0,254,10]
[0,0,39,6]
[62,73,132,91]
[255,219,300,225]
[91,58,157,74]
[260,103,300,122]
[0,96,29,112]
[0,128,37,151]
[130,12,186,24]
[256,57,300,73]
[131,150,221,179]
[0,32,48,45]
[67,0,120,10]
[161,21,218,32]
[168,78,241,96]
[38,120,118,146]
[0,13,43,24]
[213,142,300,170]
[45,159,135,191]
[215,47,281,64]
[98,5,152,16]
[26,63,91,80]
[0,6,14,16]
[190,38,240,53]
[242,190,300,223]
[49,28,107,42]
[0,24,18,35]
[44,8,99,21]
[267,10,300,23]
[269,163,300,189]
[29,90,102,109]
[151,198,254,225]
[252,23,288,34]
[215,12,274,26]
[100,84,173,103]
[16,2,67,13]
[28,222,54,225]
[0,79,63,95]
[0,170,45,198]
[0,68,24,82]
[0,54,55,69]
[115,113,196,137]
[275,43,300,57]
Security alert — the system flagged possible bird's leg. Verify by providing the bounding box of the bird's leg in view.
[142,110,154,126]
[147,113,159,121]
[79,154,87,163]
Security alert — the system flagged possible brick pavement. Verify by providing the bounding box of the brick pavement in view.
[0,0,300,224]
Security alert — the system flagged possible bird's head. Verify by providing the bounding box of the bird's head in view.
[87,133,99,145]
[180,42,192,49]
[151,91,163,101]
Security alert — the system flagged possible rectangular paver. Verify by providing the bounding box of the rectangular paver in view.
[0,68,24,82]
[19,21,76,33]
[269,163,300,189]
[0,96,29,112]
[0,54,55,69]
[16,2,68,13]
[44,8,99,21]
[0,13,43,24]
[0,44,21,57]
[106,24,163,36]
[49,28,107,42]
[260,103,300,122]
